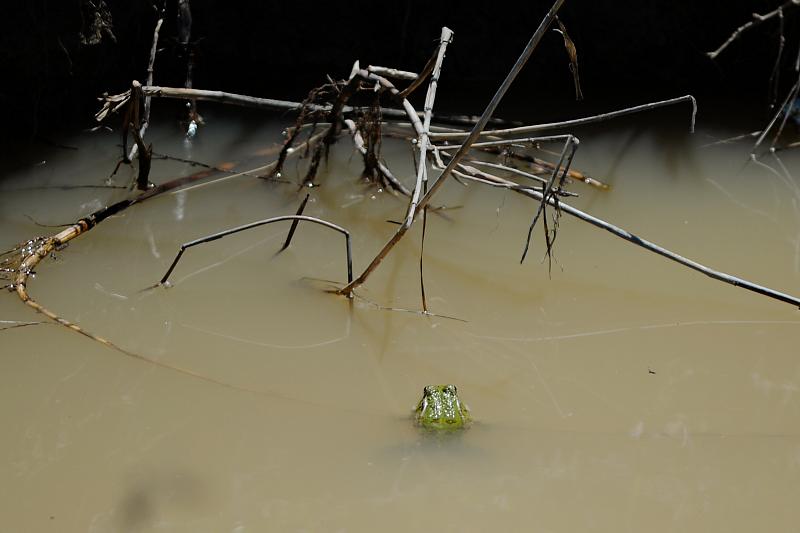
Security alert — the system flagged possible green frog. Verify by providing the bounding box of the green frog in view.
[414,384,472,430]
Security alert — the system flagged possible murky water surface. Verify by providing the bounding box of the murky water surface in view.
[1,108,799,532]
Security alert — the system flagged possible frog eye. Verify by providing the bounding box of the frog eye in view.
[445,384,457,394]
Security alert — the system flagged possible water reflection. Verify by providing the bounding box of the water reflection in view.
[1,113,799,531]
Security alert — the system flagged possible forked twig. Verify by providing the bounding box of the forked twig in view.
[707,0,800,60]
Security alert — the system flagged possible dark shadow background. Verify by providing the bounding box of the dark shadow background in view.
[1,1,797,146]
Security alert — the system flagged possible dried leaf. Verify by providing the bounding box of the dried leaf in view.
[555,17,583,101]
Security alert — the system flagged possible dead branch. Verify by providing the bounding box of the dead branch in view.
[129,81,152,190]
[323,66,361,150]
[337,0,566,296]
[707,0,800,60]
[367,65,418,80]
[268,85,333,180]
[407,27,454,225]
[97,84,517,129]
[344,118,410,195]
[131,2,164,162]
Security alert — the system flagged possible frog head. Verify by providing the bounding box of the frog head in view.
[414,384,472,430]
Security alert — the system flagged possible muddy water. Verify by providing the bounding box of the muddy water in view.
[1,109,799,532]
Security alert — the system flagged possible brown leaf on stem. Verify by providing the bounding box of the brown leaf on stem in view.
[555,17,583,101]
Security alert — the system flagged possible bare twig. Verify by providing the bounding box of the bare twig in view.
[158,215,353,286]
[279,193,310,253]
[752,65,800,154]
[129,4,164,162]
[768,7,786,110]
[707,0,800,60]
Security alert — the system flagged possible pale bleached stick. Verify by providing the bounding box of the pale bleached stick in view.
[411,27,455,312]
[367,65,418,80]
[128,7,164,162]
[407,27,454,224]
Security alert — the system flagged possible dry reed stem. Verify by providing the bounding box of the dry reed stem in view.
[448,162,800,308]
[414,27,455,311]
[752,63,800,154]
[428,95,697,141]
[407,27,454,225]
[473,143,604,188]
[436,133,602,187]
[450,164,576,198]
